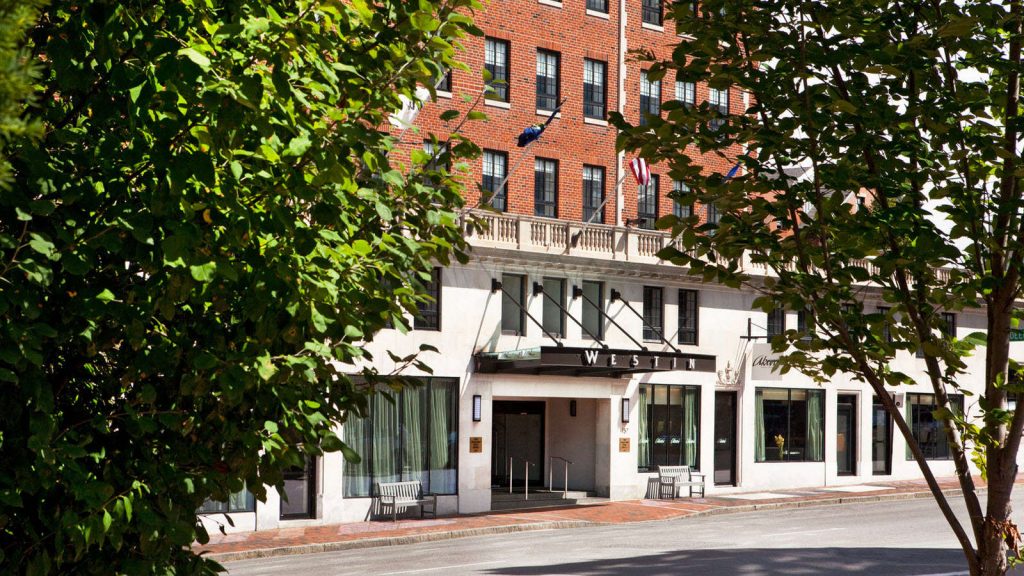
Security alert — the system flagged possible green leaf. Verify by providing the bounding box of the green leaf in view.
[189,262,217,282]
[96,289,116,303]
[178,47,211,69]
[439,109,460,122]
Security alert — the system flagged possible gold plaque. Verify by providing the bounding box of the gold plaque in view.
[469,437,483,453]
[619,437,630,452]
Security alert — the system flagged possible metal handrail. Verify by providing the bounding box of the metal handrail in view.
[549,456,573,497]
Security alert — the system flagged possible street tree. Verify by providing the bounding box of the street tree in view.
[0,0,481,573]
[613,1,1024,574]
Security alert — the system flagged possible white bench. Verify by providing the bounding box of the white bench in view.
[377,481,437,522]
[657,465,705,499]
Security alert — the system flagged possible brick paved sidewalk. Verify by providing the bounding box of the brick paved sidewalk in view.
[196,475,1003,563]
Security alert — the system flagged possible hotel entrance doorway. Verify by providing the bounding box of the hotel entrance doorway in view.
[492,401,545,488]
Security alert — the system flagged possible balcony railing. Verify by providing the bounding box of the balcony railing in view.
[468,210,954,284]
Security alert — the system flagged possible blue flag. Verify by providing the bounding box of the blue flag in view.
[517,99,566,147]
[724,162,741,180]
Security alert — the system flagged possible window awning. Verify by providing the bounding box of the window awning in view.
[475,346,716,378]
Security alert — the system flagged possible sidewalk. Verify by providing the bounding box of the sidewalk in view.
[196,475,997,563]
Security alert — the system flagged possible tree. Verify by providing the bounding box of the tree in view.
[0,0,481,573]
[613,1,1024,574]
[0,0,47,188]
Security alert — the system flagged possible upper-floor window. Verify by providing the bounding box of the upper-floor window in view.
[878,306,893,343]
[640,71,661,126]
[535,158,558,218]
[676,80,695,108]
[587,0,608,13]
[414,267,442,330]
[642,0,662,25]
[706,202,721,230]
[541,277,566,338]
[583,59,607,119]
[483,150,508,211]
[501,274,526,334]
[583,165,605,223]
[678,289,698,345]
[708,86,729,131]
[485,38,510,102]
[672,180,692,218]
[767,306,786,338]
[797,308,814,341]
[536,50,560,111]
[917,312,956,358]
[638,174,659,229]
[581,280,604,340]
[435,67,452,92]
[643,286,664,341]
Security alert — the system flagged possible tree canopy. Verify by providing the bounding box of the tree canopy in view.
[613,1,1024,574]
[0,0,481,573]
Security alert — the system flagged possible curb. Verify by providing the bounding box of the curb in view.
[204,520,590,563]
[207,487,977,563]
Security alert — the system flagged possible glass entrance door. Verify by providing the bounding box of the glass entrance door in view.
[714,391,737,486]
[872,395,893,475]
[491,401,545,487]
[836,394,857,476]
[280,455,317,519]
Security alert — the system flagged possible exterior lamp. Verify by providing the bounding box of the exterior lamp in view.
[621,397,630,423]
[472,395,482,422]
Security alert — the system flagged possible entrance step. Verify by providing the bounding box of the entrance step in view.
[490,489,604,511]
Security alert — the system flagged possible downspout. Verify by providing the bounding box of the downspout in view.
[615,0,627,227]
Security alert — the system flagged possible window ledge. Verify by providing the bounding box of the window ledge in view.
[677,33,695,39]
[485,99,512,109]
[642,22,665,32]
[538,0,563,7]
[435,90,453,100]
[586,9,610,19]
[537,109,562,118]
[584,117,608,126]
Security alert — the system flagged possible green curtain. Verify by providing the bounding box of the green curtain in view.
[429,381,456,494]
[343,412,369,497]
[683,387,698,467]
[755,389,765,462]
[637,386,650,470]
[402,386,425,484]
[372,393,400,487]
[807,390,824,461]
[227,483,253,512]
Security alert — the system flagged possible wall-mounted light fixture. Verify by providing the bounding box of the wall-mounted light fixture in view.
[472,395,482,422]
[490,278,503,293]
[570,399,577,418]
[621,397,630,423]
[532,281,545,296]
[610,289,622,301]
[572,285,583,299]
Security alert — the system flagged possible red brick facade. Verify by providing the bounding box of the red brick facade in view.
[403,0,745,227]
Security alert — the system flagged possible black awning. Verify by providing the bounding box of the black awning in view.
[475,346,716,378]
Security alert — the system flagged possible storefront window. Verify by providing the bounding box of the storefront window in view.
[343,378,459,497]
[638,384,699,472]
[755,388,824,462]
[906,393,963,460]
[198,484,255,514]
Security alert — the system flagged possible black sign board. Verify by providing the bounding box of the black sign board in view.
[475,346,716,378]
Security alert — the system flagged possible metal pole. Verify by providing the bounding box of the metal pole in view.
[509,457,513,494]
[524,461,529,500]
[564,463,568,497]
[548,457,552,492]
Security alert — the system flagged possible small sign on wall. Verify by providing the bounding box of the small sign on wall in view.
[619,437,630,453]
[469,437,483,453]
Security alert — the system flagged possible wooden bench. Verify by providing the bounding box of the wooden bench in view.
[376,481,437,522]
[657,465,705,499]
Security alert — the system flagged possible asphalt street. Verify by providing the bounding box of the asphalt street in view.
[223,493,1024,576]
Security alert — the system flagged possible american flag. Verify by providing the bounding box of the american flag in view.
[629,157,651,186]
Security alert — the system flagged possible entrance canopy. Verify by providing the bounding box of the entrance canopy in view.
[475,346,715,378]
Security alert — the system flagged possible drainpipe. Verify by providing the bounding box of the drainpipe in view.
[615,0,627,227]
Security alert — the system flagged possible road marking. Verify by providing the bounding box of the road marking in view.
[764,526,845,537]
[378,560,506,575]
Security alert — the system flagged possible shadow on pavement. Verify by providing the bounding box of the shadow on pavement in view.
[483,547,973,576]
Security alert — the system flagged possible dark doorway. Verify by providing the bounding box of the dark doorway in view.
[837,394,857,476]
[714,391,737,486]
[492,401,545,488]
[280,455,317,519]
[872,395,893,475]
